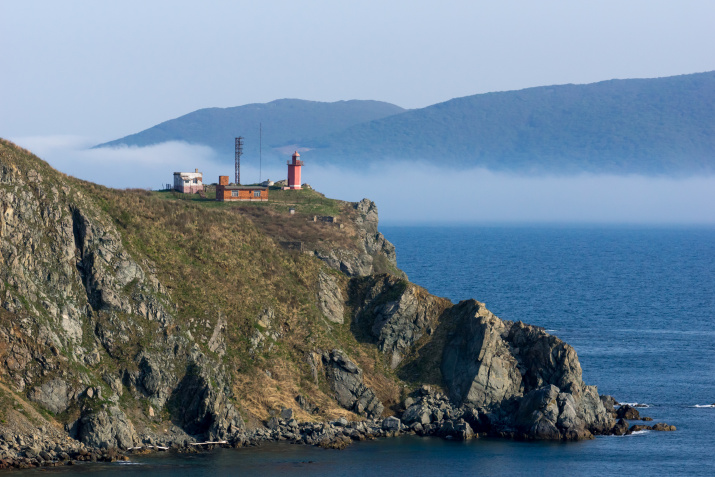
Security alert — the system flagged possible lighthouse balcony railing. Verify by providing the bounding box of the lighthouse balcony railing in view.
[287,160,304,166]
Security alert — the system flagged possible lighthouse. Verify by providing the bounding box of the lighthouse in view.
[286,151,303,190]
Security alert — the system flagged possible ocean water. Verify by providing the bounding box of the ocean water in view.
[23,225,715,476]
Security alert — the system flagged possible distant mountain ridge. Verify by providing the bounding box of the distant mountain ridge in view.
[96,99,406,159]
[98,72,715,174]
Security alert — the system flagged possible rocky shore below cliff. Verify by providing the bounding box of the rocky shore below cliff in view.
[0,387,675,470]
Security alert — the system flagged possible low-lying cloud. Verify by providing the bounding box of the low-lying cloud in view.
[10,136,715,225]
[11,136,225,190]
[313,163,715,225]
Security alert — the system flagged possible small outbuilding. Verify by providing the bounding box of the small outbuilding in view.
[216,176,268,202]
[173,169,203,194]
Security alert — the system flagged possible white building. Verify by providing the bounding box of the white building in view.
[173,169,203,194]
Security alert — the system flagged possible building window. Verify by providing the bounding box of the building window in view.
[193,178,198,184]
[232,190,238,197]
[254,190,261,198]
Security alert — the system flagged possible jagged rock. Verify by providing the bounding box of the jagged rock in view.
[250,308,281,354]
[600,395,618,415]
[382,416,401,431]
[168,352,245,441]
[313,248,374,277]
[514,385,564,440]
[439,300,613,439]
[318,270,345,324]
[102,373,123,396]
[612,418,629,436]
[28,379,71,414]
[651,423,676,432]
[352,275,450,368]
[616,405,640,420]
[442,301,523,407]
[137,353,176,408]
[77,407,138,449]
[322,350,384,418]
[312,199,404,278]
[354,200,399,275]
[442,419,474,440]
[280,408,294,420]
[295,394,319,414]
[207,312,227,357]
[575,385,614,435]
[402,403,432,426]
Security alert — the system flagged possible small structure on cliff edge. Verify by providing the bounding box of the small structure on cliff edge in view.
[284,151,303,190]
[215,175,268,202]
[173,168,203,194]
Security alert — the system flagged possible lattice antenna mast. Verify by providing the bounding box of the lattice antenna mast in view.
[235,136,244,185]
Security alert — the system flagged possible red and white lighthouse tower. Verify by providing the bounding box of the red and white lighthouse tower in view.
[286,151,303,190]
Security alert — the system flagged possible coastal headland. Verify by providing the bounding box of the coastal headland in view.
[0,139,674,469]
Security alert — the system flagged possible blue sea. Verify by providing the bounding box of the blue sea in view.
[24,225,715,476]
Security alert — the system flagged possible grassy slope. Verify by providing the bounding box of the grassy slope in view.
[80,183,405,421]
[0,139,404,425]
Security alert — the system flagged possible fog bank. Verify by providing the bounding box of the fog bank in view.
[11,136,715,225]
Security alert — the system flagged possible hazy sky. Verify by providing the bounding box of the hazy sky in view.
[2,0,715,140]
[3,1,715,224]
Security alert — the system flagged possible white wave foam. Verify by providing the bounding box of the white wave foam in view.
[628,430,650,436]
[545,329,557,333]
[619,402,650,408]
[691,404,715,408]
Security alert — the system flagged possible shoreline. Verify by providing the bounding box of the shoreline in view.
[0,391,675,471]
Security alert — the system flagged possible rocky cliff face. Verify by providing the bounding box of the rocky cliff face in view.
[0,140,243,449]
[346,282,615,440]
[321,350,384,418]
[439,300,613,439]
[312,199,405,279]
[0,138,622,459]
[350,275,451,369]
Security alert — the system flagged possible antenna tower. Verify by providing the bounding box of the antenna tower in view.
[235,136,244,185]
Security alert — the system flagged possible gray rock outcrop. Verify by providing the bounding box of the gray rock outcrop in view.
[169,350,245,440]
[351,275,450,368]
[28,378,73,414]
[318,270,345,324]
[76,407,138,449]
[439,300,614,439]
[313,199,405,279]
[322,350,384,418]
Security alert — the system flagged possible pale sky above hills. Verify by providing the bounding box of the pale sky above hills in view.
[3,1,715,224]
[2,0,714,140]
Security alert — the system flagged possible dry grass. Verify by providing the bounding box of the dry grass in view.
[0,138,410,425]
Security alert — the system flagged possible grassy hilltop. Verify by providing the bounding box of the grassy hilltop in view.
[0,137,409,434]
